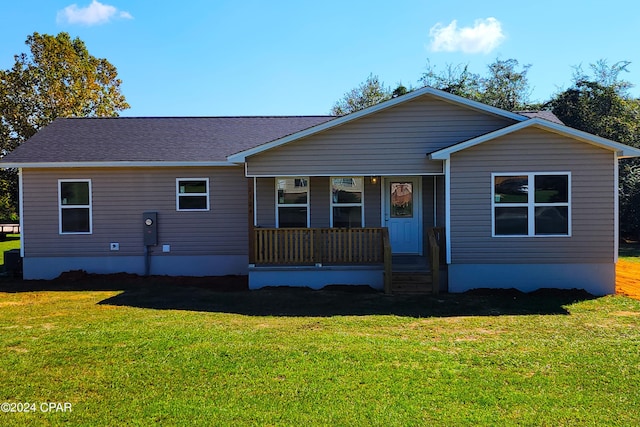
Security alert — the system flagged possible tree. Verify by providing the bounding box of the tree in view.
[391,84,409,98]
[0,32,129,219]
[548,60,640,239]
[331,74,391,115]
[419,61,482,100]
[480,59,532,111]
[420,58,534,110]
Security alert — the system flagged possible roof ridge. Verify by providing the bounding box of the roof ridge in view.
[59,115,336,120]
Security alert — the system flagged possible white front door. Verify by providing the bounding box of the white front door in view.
[383,177,422,254]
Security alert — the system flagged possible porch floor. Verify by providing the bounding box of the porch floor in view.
[392,255,429,272]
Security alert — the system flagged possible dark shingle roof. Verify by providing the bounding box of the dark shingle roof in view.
[2,116,335,164]
[517,111,563,125]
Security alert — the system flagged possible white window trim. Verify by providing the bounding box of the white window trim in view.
[275,177,309,228]
[491,172,572,238]
[58,179,93,235]
[176,178,210,211]
[330,176,365,228]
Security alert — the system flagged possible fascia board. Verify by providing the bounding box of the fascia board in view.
[0,161,240,169]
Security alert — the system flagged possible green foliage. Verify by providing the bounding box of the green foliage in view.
[481,59,532,111]
[391,83,409,98]
[330,74,392,115]
[620,160,640,238]
[549,62,639,145]
[549,60,640,238]
[0,169,18,222]
[0,287,639,425]
[420,58,533,110]
[0,32,129,217]
[420,60,482,100]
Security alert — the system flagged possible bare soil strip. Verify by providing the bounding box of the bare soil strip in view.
[616,259,640,300]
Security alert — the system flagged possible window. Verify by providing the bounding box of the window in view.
[331,177,364,227]
[276,177,308,227]
[493,173,570,237]
[390,182,413,218]
[176,178,209,211]
[59,180,92,234]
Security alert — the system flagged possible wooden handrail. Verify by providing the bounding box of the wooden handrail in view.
[427,227,445,295]
[382,228,392,294]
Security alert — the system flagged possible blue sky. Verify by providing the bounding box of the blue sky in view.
[2,1,640,117]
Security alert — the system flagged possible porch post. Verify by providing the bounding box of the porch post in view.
[248,177,255,264]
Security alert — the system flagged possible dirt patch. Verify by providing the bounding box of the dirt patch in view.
[0,270,248,293]
[616,259,640,300]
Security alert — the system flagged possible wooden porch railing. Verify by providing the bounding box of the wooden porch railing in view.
[427,227,445,295]
[252,227,390,266]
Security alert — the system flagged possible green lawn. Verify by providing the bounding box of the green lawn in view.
[0,283,639,426]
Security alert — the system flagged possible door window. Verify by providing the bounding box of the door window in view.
[390,182,413,218]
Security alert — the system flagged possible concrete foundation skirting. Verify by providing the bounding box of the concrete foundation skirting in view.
[448,263,615,296]
[22,255,248,280]
[249,265,384,290]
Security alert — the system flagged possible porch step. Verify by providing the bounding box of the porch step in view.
[391,272,433,294]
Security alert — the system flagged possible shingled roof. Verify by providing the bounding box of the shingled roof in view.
[517,111,564,125]
[1,116,335,165]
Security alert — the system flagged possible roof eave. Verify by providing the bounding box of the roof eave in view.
[0,161,241,169]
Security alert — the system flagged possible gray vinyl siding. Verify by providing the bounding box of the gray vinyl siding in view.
[421,176,446,229]
[449,127,615,264]
[436,176,446,227]
[246,95,515,176]
[364,178,381,227]
[22,167,248,258]
[255,178,275,227]
[310,177,330,227]
[422,176,435,229]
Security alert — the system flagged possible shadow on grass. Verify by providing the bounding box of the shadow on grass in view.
[0,272,597,317]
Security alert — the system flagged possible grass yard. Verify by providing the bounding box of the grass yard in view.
[0,238,638,425]
[0,279,639,426]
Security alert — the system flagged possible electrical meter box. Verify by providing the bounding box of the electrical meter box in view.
[143,212,158,246]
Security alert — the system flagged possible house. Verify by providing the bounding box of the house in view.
[3,87,640,295]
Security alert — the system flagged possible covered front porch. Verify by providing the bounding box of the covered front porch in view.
[247,175,446,293]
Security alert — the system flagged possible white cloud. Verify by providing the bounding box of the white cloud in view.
[429,17,505,54]
[57,0,133,26]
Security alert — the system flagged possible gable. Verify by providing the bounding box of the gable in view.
[430,118,640,160]
[448,126,617,264]
[244,93,518,177]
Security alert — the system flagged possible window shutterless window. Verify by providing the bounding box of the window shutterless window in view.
[492,172,570,237]
[176,178,209,211]
[276,177,309,228]
[331,177,364,228]
[59,180,92,234]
